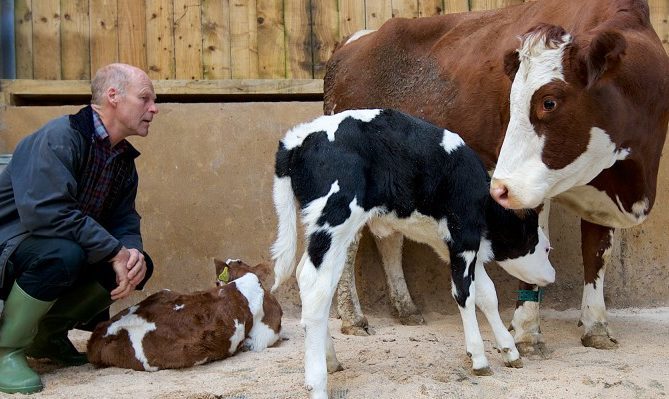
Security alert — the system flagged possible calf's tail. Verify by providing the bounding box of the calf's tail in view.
[270,175,298,293]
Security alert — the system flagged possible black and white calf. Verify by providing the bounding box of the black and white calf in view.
[270,109,555,399]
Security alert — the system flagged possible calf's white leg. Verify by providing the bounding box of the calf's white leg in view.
[449,250,489,375]
[474,261,522,368]
[299,202,369,398]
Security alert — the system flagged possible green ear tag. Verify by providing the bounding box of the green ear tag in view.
[218,266,230,284]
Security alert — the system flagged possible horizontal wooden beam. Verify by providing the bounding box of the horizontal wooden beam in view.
[0,79,324,106]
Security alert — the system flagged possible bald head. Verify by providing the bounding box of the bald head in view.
[91,63,147,106]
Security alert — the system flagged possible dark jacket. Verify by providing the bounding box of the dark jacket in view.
[0,106,142,289]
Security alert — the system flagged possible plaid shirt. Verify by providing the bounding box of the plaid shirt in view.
[76,111,132,220]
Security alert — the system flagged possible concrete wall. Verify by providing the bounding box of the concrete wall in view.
[1,103,668,317]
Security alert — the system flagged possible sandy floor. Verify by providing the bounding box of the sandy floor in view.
[1,307,667,399]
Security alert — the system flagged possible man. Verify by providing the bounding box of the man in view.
[0,63,159,394]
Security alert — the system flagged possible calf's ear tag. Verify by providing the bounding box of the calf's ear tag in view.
[218,267,230,284]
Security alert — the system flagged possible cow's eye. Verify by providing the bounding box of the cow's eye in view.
[543,98,557,112]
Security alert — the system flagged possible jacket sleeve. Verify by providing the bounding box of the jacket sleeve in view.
[104,167,143,251]
[10,118,122,264]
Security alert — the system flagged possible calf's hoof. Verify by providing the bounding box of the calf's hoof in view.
[398,312,425,326]
[504,358,523,368]
[516,341,552,359]
[472,366,493,376]
[581,334,619,349]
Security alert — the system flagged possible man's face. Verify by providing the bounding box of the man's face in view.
[116,72,158,138]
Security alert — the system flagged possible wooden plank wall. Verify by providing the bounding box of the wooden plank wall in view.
[9,0,669,80]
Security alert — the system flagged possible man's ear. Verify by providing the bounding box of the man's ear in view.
[107,87,119,106]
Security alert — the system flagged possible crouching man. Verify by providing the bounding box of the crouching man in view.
[0,63,159,394]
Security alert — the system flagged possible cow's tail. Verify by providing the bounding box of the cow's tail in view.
[270,174,298,293]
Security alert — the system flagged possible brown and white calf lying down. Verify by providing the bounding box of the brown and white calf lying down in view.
[87,259,282,371]
[271,109,555,398]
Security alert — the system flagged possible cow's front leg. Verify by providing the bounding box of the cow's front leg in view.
[579,220,618,349]
[509,200,551,357]
[335,230,370,336]
[372,231,424,325]
[509,282,548,357]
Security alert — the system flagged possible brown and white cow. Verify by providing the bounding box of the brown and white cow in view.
[87,259,282,371]
[324,0,669,352]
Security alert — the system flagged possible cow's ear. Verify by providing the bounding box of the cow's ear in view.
[213,258,227,275]
[581,30,627,88]
[503,49,521,82]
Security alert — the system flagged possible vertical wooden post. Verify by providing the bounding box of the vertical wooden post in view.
[146,0,175,80]
[420,0,445,17]
[230,0,258,78]
[285,0,312,78]
[470,0,523,11]
[649,0,669,54]
[202,0,231,79]
[257,0,286,78]
[32,0,61,79]
[366,0,393,30]
[393,0,419,19]
[118,0,148,71]
[311,0,338,78]
[90,0,119,75]
[339,0,366,39]
[14,0,33,78]
[61,0,90,80]
[173,0,203,80]
[443,0,469,13]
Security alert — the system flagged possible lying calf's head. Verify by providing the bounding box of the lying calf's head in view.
[484,201,555,286]
[214,258,274,289]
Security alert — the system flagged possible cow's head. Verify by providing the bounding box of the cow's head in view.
[491,23,629,209]
[485,202,555,286]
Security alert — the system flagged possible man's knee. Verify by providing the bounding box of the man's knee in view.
[11,237,87,300]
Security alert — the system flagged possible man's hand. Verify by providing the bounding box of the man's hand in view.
[110,246,147,300]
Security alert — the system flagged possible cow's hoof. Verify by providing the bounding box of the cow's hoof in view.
[398,312,425,326]
[516,341,552,359]
[340,324,375,336]
[504,358,523,368]
[581,334,619,349]
[327,361,344,373]
[472,366,493,376]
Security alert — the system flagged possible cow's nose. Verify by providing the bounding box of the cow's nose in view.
[490,179,510,208]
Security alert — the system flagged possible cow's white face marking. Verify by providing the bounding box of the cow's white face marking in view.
[497,228,555,286]
[493,31,630,209]
[555,185,648,228]
[173,304,185,311]
[345,29,376,45]
[105,305,158,371]
[440,129,465,154]
[282,109,381,150]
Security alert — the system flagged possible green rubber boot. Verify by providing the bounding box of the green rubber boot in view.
[0,282,55,394]
[25,281,112,366]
